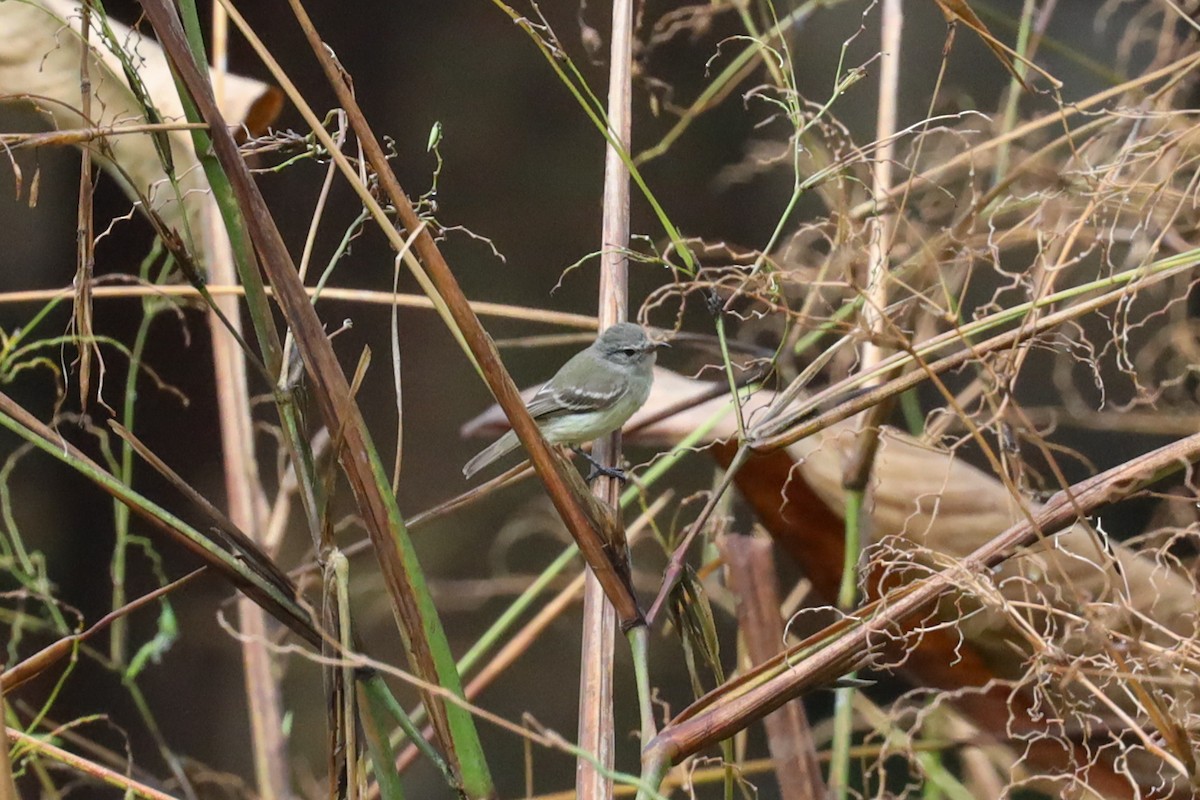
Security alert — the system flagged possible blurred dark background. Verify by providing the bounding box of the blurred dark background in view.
[0,1,1161,797]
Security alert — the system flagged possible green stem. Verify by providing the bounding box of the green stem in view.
[358,673,413,800]
[837,489,864,611]
[108,312,153,667]
[365,671,451,782]
[831,488,865,798]
[900,388,925,436]
[627,625,656,745]
[992,0,1036,183]
[830,682,856,798]
[713,311,746,441]
[175,0,283,374]
[110,246,169,667]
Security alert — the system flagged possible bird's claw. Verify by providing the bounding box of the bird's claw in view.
[571,446,629,485]
[586,463,628,484]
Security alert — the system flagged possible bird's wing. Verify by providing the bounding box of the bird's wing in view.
[526,366,626,420]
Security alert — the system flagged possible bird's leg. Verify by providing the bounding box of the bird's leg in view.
[570,446,627,484]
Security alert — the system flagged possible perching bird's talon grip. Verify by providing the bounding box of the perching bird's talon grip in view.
[585,463,628,484]
[572,445,629,485]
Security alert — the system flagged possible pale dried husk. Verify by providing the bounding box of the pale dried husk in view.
[795,423,1198,664]
[795,420,1200,790]
[0,0,280,260]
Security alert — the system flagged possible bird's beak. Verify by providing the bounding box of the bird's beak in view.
[652,340,670,350]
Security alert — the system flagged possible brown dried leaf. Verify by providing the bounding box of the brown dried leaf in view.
[628,369,1200,789]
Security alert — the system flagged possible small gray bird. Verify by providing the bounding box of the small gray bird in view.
[463,322,665,479]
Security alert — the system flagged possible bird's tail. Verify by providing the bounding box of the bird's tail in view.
[462,429,519,479]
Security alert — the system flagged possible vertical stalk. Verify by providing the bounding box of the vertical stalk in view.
[186,2,288,795]
[993,0,1037,184]
[860,0,901,369]
[578,1,635,798]
[627,626,656,747]
[71,0,118,664]
[720,535,824,800]
[828,489,862,799]
[334,551,358,800]
[832,1,903,796]
[74,0,96,415]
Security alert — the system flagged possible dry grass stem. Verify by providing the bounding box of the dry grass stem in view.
[11,1,1200,798]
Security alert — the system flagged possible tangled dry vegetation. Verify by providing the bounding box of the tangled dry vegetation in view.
[4,0,1200,799]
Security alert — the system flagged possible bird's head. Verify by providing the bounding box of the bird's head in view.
[594,322,669,367]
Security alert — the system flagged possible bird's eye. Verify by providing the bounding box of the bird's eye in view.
[621,348,639,356]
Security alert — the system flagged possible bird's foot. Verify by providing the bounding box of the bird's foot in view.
[586,462,628,484]
[570,446,629,485]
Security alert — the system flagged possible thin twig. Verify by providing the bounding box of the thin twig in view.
[8,729,182,800]
[0,282,599,328]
